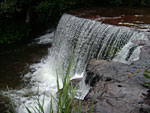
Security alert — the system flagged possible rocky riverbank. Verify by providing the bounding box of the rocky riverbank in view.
[72,40,150,113]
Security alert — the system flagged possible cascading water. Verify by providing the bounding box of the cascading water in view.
[5,14,149,113]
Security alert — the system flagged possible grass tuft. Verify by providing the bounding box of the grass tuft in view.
[8,54,92,113]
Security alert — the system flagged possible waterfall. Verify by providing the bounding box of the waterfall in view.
[52,14,149,75]
[7,14,149,113]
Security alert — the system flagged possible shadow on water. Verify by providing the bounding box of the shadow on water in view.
[0,40,51,112]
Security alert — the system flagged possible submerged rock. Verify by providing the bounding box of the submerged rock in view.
[73,42,150,113]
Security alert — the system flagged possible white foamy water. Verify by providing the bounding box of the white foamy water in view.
[35,32,55,44]
[3,14,150,113]
[113,41,143,64]
[113,32,148,64]
[4,50,63,113]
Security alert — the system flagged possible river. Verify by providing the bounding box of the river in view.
[0,33,53,112]
[0,7,150,113]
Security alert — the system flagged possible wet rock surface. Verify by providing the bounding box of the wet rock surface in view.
[74,42,150,113]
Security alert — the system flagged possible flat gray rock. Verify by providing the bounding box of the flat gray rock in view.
[73,42,150,113]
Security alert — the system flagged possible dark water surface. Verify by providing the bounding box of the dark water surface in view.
[0,7,150,113]
[70,7,150,32]
[0,41,51,112]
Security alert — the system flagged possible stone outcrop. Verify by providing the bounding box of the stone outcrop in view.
[73,41,150,113]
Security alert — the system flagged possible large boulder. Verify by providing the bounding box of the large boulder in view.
[74,42,150,113]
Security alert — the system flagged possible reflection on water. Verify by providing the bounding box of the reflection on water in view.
[0,40,51,112]
[0,7,150,113]
[70,8,150,32]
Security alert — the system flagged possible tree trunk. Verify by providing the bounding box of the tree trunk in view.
[25,5,31,24]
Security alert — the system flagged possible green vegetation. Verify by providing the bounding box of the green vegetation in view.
[0,0,92,44]
[108,0,150,6]
[8,55,91,113]
[136,68,150,87]
[7,87,17,113]
[1,0,150,44]
[136,68,150,113]
[142,68,150,87]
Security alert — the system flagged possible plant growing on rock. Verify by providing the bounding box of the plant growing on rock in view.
[136,68,150,113]
[142,68,150,87]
